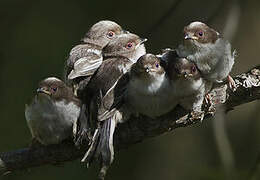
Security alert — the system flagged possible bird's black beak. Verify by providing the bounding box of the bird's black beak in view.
[140,38,148,44]
[37,87,51,96]
[135,38,148,49]
[184,34,192,40]
[182,71,188,78]
[184,34,198,40]
[145,67,150,73]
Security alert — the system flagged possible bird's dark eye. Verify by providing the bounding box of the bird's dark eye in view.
[191,65,197,73]
[107,31,115,38]
[51,87,57,92]
[155,63,159,68]
[126,42,133,49]
[198,31,203,37]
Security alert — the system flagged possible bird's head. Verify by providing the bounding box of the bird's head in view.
[37,77,74,102]
[183,21,220,48]
[103,33,147,62]
[82,20,128,48]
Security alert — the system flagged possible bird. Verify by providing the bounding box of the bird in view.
[25,77,81,146]
[75,32,147,143]
[161,50,212,115]
[64,20,127,94]
[125,53,177,118]
[75,33,147,179]
[176,21,236,89]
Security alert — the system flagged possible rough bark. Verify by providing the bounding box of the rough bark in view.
[1,65,260,174]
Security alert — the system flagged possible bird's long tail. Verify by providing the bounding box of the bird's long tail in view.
[74,103,93,147]
[81,118,116,180]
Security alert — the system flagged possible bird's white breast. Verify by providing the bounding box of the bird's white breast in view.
[127,74,177,117]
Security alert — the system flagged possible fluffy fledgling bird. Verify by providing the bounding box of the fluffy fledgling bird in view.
[76,33,147,179]
[177,21,236,88]
[126,54,177,118]
[161,50,212,113]
[25,77,81,145]
[64,20,127,93]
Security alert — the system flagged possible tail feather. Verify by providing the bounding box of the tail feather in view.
[97,118,116,165]
[74,103,92,147]
[81,128,100,166]
[97,118,116,179]
[81,117,116,179]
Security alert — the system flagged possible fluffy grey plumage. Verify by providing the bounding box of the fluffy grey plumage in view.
[76,33,146,179]
[161,50,212,113]
[177,21,236,84]
[25,77,81,145]
[126,54,177,118]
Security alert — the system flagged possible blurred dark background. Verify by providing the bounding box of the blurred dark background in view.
[0,0,260,179]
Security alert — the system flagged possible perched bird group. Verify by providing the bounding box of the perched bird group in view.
[25,20,236,179]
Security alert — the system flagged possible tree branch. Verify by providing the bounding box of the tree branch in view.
[1,65,260,175]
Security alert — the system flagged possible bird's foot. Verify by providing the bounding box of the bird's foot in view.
[227,75,237,92]
[203,93,216,115]
[204,93,212,106]
[190,110,204,122]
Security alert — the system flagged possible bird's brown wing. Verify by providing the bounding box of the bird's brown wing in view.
[97,73,130,121]
[65,44,102,80]
[68,52,102,80]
